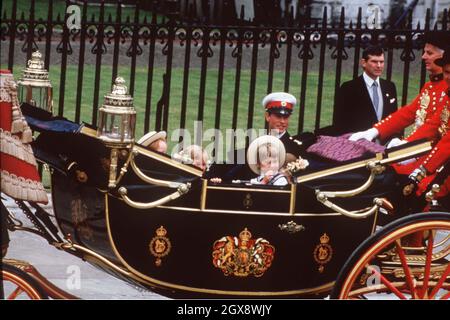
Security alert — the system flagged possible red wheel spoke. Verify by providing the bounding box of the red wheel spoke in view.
[368,265,407,299]
[336,216,450,300]
[7,286,23,300]
[429,263,450,299]
[420,232,434,299]
[395,240,416,298]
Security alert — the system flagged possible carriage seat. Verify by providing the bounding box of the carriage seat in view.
[20,103,81,134]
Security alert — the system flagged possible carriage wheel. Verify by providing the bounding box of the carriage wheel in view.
[1,263,48,299]
[331,212,450,300]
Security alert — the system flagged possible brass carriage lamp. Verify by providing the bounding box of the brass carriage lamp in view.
[17,50,53,112]
[97,76,137,188]
[97,76,136,147]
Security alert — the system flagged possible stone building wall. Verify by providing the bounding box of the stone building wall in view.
[310,0,449,27]
[176,0,449,26]
[412,0,450,27]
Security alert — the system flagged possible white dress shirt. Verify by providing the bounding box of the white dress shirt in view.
[277,131,286,139]
[363,72,384,121]
[250,173,288,186]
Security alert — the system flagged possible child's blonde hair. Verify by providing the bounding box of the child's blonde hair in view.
[177,145,209,171]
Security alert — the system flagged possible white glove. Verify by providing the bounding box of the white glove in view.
[349,128,379,142]
[386,138,407,149]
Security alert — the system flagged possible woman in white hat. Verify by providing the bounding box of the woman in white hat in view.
[137,131,167,153]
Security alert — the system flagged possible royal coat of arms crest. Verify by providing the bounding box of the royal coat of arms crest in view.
[212,228,275,277]
[149,226,172,267]
[313,233,333,273]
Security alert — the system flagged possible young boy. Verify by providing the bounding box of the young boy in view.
[176,144,209,172]
[247,135,288,186]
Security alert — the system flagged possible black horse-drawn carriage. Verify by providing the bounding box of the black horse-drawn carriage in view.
[2,107,449,299]
[1,72,449,299]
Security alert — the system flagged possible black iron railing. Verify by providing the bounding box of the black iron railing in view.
[1,0,449,139]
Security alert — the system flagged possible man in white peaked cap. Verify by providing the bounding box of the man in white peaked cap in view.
[208,91,316,182]
[263,92,311,157]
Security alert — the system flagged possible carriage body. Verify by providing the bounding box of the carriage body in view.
[21,110,432,298]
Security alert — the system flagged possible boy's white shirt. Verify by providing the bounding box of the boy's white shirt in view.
[250,173,288,186]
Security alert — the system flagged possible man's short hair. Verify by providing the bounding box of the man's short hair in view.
[362,45,384,60]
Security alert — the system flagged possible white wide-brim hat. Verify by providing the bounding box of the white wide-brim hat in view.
[247,135,286,175]
[137,131,167,147]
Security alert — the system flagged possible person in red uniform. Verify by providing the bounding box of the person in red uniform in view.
[406,46,450,200]
[348,32,449,208]
[1,69,49,256]
[401,49,450,245]
[349,31,448,147]
[0,70,48,203]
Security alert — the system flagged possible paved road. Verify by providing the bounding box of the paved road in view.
[2,194,167,300]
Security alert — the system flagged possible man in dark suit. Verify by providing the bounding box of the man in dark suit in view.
[332,45,398,139]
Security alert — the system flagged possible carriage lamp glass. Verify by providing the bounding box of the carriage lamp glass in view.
[17,50,53,112]
[97,76,136,147]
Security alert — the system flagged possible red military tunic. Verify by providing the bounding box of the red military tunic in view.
[419,97,449,174]
[416,127,450,198]
[374,77,448,142]
[392,91,449,197]
[0,70,48,203]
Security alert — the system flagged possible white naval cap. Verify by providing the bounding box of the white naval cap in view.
[262,92,297,116]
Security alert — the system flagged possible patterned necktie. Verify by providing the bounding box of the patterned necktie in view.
[372,81,380,119]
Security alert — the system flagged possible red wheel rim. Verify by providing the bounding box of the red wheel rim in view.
[338,220,450,299]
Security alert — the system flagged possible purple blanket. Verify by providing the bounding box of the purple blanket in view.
[306,133,385,162]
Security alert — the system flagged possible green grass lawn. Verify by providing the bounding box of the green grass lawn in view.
[2,2,424,144]
[28,64,421,189]
[2,1,426,191]
[8,64,422,142]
